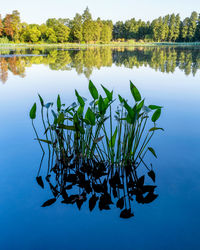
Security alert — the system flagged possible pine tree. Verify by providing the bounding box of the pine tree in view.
[169,14,176,41]
[188,11,198,41]
[181,17,190,41]
[174,14,181,41]
[71,13,83,43]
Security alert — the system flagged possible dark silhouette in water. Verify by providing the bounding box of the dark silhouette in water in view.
[36,155,158,218]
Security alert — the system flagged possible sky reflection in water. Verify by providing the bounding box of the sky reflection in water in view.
[0,47,200,250]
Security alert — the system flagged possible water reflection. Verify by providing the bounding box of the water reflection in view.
[37,154,158,218]
[1,46,200,83]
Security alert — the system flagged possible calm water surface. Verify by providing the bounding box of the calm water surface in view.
[0,47,200,250]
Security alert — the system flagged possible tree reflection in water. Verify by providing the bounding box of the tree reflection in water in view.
[1,46,200,83]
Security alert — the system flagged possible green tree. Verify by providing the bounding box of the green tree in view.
[195,14,200,41]
[71,13,83,43]
[82,7,92,22]
[174,14,181,41]
[101,24,112,43]
[181,17,190,41]
[188,11,198,41]
[168,14,176,41]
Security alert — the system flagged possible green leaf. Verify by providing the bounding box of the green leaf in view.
[149,127,164,132]
[77,124,85,134]
[109,127,117,148]
[101,85,113,101]
[85,107,96,126]
[38,94,44,106]
[57,112,64,124]
[77,105,84,116]
[58,125,75,131]
[30,103,36,119]
[148,147,157,158]
[149,105,163,110]
[137,99,144,112]
[98,95,105,115]
[118,95,124,103]
[89,80,98,100]
[152,109,161,122]
[57,95,61,111]
[130,81,141,102]
[51,110,57,119]
[75,90,85,107]
[36,139,52,144]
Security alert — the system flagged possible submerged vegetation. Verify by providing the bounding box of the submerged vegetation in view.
[30,81,163,218]
[1,8,200,44]
[0,46,199,83]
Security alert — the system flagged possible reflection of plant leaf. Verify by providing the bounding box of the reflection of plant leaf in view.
[120,208,134,218]
[41,198,56,207]
[116,197,124,209]
[89,194,99,211]
[148,170,156,182]
[36,176,44,189]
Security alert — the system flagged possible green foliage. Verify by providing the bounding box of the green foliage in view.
[30,81,164,167]
[1,9,200,43]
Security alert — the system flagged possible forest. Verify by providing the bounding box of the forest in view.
[0,8,200,44]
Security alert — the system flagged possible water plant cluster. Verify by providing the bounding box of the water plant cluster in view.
[30,81,163,218]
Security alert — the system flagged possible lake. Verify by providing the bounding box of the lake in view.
[0,46,200,250]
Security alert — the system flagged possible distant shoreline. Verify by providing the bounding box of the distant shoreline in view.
[1,42,200,50]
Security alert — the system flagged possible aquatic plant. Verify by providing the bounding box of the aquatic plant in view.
[30,80,163,218]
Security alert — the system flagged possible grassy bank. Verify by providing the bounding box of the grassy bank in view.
[1,41,200,50]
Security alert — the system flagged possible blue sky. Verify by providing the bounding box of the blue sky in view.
[1,0,200,24]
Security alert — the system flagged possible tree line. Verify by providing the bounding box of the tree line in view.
[0,8,200,43]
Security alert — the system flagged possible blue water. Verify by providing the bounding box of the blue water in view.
[0,48,200,250]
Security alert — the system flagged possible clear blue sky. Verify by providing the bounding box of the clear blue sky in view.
[1,0,200,24]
